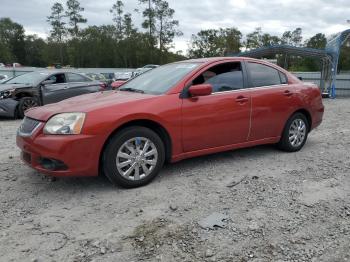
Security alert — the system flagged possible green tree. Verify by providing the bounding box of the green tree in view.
[110,0,124,39]
[0,18,26,64]
[281,28,302,46]
[0,42,12,63]
[24,35,48,67]
[66,0,87,37]
[153,0,182,52]
[245,28,280,49]
[188,28,242,58]
[47,2,67,63]
[305,33,327,49]
[139,0,156,47]
[245,27,263,49]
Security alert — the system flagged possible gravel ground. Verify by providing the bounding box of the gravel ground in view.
[0,99,349,262]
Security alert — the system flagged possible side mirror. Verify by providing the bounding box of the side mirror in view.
[297,76,303,81]
[41,79,55,85]
[188,84,212,97]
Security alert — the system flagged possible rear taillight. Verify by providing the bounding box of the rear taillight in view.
[99,83,107,91]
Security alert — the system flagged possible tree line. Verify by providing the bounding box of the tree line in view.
[0,0,349,71]
[0,0,184,68]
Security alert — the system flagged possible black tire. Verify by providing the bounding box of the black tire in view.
[17,97,39,118]
[277,113,309,152]
[103,126,165,188]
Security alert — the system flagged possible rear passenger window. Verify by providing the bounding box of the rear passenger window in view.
[67,73,90,83]
[247,62,281,87]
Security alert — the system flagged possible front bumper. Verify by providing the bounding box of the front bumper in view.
[16,126,102,177]
[0,98,18,118]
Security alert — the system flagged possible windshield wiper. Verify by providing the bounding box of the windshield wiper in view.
[119,87,144,93]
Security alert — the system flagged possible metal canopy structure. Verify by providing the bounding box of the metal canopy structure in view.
[325,29,350,98]
[231,29,350,98]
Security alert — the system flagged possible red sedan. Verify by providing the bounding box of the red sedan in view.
[16,57,324,188]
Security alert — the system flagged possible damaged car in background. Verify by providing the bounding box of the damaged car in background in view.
[0,70,106,118]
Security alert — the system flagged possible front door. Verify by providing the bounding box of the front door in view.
[41,73,69,105]
[181,62,251,152]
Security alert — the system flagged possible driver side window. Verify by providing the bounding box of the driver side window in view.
[192,62,244,93]
[47,73,66,84]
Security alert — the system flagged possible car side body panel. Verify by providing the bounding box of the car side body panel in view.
[181,90,251,152]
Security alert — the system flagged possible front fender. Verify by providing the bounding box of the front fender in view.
[0,98,18,118]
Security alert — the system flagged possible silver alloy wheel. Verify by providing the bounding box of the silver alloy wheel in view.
[116,137,158,181]
[288,118,306,147]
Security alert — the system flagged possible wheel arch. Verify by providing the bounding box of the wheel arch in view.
[15,92,34,100]
[99,119,173,174]
[289,108,312,132]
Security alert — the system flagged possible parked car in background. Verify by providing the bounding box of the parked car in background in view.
[111,69,141,90]
[114,71,133,81]
[111,80,127,89]
[0,74,9,83]
[143,64,159,69]
[81,72,109,89]
[83,72,107,81]
[110,71,133,89]
[100,72,115,81]
[0,70,105,118]
[16,57,324,188]
[132,64,159,78]
[5,62,22,67]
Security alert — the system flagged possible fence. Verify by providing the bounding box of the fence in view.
[293,72,350,97]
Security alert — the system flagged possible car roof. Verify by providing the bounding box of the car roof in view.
[175,56,289,74]
[181,57,264,64]
[30,70,86,75]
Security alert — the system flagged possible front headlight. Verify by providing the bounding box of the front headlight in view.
[0,90,14,99]
[44,113,86,135]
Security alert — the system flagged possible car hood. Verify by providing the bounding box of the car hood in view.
[26,90,157,121]
[0,83,33,91]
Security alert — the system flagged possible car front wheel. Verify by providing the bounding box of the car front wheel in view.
[278,113,309,152]
[103,126,165,188]
[17,97,39,118]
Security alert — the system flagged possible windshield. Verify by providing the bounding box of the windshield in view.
[6,71,48,85]
[120,62,201,94]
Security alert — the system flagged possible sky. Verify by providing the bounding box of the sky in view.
[1,0,350,53]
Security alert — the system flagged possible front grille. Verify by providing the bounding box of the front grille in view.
[18,117,41,136]
[22,151,31,164]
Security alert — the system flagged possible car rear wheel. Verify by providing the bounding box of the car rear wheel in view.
[278,113,309,152]
[103,126,165,188]
[17,97,39,118]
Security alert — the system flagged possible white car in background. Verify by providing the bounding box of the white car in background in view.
[114,71,133,81]
[0,74,9,83]
[132,64,159,77]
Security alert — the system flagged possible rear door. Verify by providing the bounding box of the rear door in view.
[66,73,100,96]
[181,61,251,152]
[245,61,298,141]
